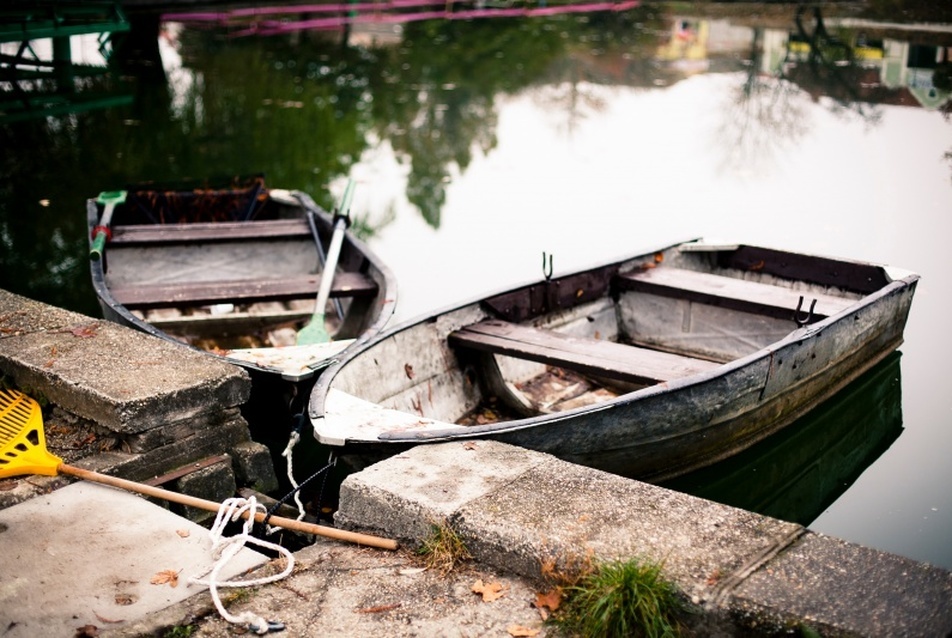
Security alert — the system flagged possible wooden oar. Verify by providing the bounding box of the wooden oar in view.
[89,190,127,261]
[0,389,397,550]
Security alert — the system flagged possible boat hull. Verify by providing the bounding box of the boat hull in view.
[309,240,917,482]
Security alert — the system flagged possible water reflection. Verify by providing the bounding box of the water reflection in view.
[660,352,904,527]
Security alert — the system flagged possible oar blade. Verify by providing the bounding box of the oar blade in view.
[0,390,63,479]
[296,312,329,345]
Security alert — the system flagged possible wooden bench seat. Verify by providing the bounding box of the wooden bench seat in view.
[614,267,855,322]
[109,219,311,245]
[448,319,720,386]
[109,272,377,309]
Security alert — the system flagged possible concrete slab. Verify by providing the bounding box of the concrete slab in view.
[732,531,952,636]
[338,441,802,603]
[0,289,250,434]
[0,482,268,638]
[335,441,952,635]
[107,537,558,638]
[454,448,804,603]
[335,440,550,541]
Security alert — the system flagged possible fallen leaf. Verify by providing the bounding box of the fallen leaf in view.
[69,325,98,338]
[175,529,190,538]
[463,441,478,451]
[533,588,562,612]
[507,625,540,637]
[74,625,99,637]
[114,593,137,606]
[150,569,181,587]
[356,603,401,614]
[404,363,415,379]
[471,579,506,602]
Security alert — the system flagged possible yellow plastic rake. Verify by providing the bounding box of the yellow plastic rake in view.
[0,388,396,550]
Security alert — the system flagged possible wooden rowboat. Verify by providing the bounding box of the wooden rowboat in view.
[308,239,917,481]
[87,178,396,388]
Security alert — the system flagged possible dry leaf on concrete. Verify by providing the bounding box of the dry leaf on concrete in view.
[471,579,507,602]
[150,569,181,588]
[534,588,562,612]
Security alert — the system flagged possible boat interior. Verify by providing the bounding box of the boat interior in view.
[95,181,379,350]
[376,243,881,423]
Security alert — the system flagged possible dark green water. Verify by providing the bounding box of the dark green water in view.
[2,2,950,569]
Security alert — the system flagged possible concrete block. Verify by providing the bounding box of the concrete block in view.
[0,291,90,336]
[730,531,952,636]
[125,408,247,453]
[334,440,549,543]
[231,440,280,494]
[0,290,251,434]
[173,457,237,522]
[84,414,253,484]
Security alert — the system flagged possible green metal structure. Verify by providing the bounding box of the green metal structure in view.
[1,2,132,123]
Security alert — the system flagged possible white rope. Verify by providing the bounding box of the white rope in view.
[281,430,307,521]
[189,496,295,634]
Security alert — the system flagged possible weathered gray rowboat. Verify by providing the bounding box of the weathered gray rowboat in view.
[87,179,396,386]
[309,239,918,481]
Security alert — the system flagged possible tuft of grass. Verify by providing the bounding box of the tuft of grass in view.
[554,557,685,638]
[163,625,197,638]
[416,522,472,575]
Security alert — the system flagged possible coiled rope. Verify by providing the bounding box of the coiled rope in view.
[189,496,294,634]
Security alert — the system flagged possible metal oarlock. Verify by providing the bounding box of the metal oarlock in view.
[794,295,818,327]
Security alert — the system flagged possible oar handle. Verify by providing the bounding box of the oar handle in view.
[313,179,356,314]
[59,463,398,550]
[90,192,125,261]
[314,216,347,312]
[89,231,108,261]
[89,201,120,261]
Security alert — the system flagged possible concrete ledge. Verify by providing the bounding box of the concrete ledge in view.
[0,289,250,434]
[731,532,952,636]
[0,290,278,506]
[336,440,952,636]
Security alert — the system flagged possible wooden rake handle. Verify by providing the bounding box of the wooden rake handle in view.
[60,463,398,551]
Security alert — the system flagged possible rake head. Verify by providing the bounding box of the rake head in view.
[0,389,63,479]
